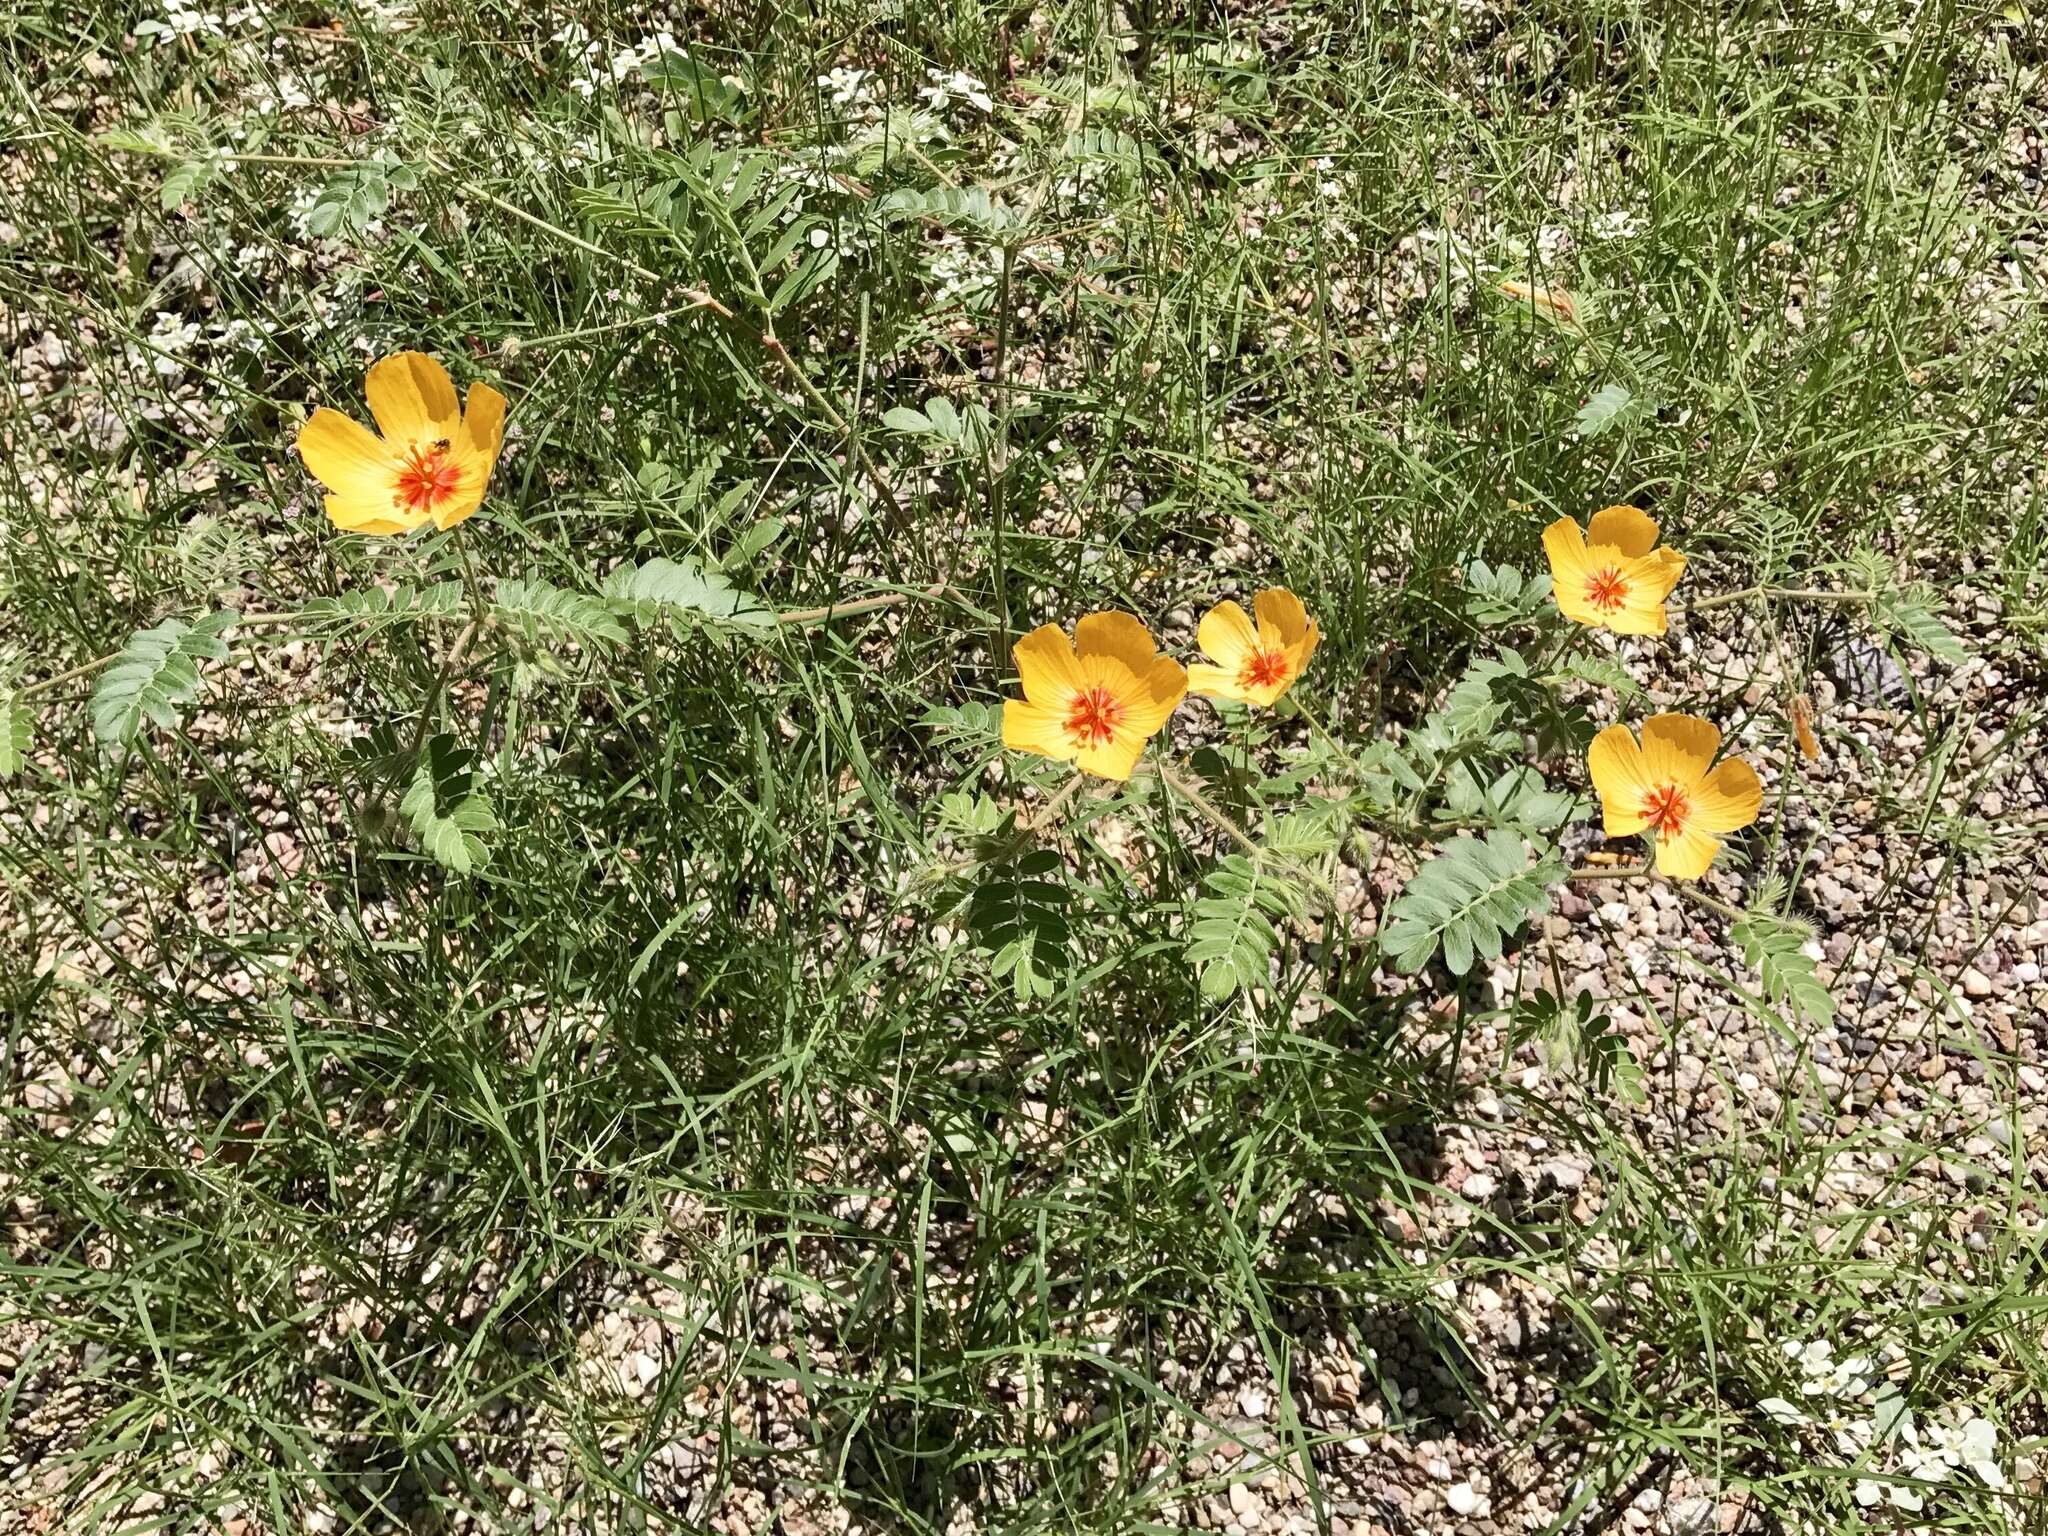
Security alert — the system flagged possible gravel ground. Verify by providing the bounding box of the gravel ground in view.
[4,561,2042,1533]
[5,4,2047,1529]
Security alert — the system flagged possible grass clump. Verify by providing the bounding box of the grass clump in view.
[2,1,2044,1532]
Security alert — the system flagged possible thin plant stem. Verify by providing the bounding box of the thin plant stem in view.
[1676,585,1876,616]
[16,583,941,703]
[1156,760,1337,903]
[775,584,951,626]
[17,610,311,700]
[1155,760,1263,860]
[1566,859,1655,883]
[1565,858,1748,922]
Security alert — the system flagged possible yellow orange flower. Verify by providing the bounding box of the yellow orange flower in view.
[1187,588,1319,708]
[1002,612,1187,781]
[1790,693,1821,761]
[1587,713,1762,879]
[1499,278,1578,327]
[1542,505,1687,635]
[294,352,506,535]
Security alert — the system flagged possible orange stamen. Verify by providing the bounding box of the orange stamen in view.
[394,441,462,515]
[1641,783,1691,838]
[1064,685,1125,748]
[1586,567,1629,612]
[1240,648,1290,691]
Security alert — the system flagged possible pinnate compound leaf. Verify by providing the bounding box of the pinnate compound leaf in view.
[1380,830,1565,976]
[966,848,1070,1001]
[99,125,172,154]
[1547,653,1644,699]
[1441,765,1576,831]
[491,577,628,651]
[90,609,238,745]
[1185,853,1305,1001]
[1262,801,1349,863]
[1872,588,1966,663]
[399,734,497,876]
[0,694,31,778]
[303,582,466,636]
[604,557,772,627]
[160,157,215,211]
[1573,381,1639,438]
[1733,911,1835,1029]
[1463,560,1553,626]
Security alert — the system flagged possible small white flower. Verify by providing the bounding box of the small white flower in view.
[1819,1411,1874,1459]
[818,66,875,107]
[1782,1337,1874,1398]
[1854,1476,1924,1513]
[919,68,993,113]
[1922,1412,2004,1488]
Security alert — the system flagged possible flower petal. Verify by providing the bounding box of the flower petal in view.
[1692,756,1762,835]
[462,380,508,464]
[1586,505,1659,558]
[325,492,427,536]
[1640,713,1721,788]
[1654,824,1723,880]
[1607,548,1687,634]
[296,408,393,500]
[1290,619,1322,678]
[1187,663,1250,704]
[365,352,461,444]
[1542,515,1590,578]
[1587,723,1653,836]
[1242,672,1293,708]
[1117,654,1188,736]
[1073,726,1147,782]
[1647,545,1688,589]
[429,448,490,531]
[1013,624,1085,708]
[1196,600,1258,672]
[1074,610,1159,675]
[1543,518,1606,626]
[1252,587,1310,649]
[1605,597,1669,636]
[1003,700,1075,762]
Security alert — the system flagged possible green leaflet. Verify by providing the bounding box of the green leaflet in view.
[1380,830,1565,976]
[89,610,238,746]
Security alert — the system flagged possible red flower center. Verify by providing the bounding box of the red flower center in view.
[395,441,462,515]
[1064,685,1126,748]
[1240,647,1291,691]
[1586,567,1630,612]
[1641,782,1691,838]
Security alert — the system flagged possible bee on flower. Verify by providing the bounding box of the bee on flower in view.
[1001,613,1187,782]
[1543,505,1687,635]
[1587,713,1762,878]
[1187,588,1319,708]
[294,351,506,535]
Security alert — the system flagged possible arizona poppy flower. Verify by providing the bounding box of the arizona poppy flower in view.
[1499,279,1578,327]
[1542,505,1687,635]
[1587,713,1762,879]
[1002,612,1188,781]
[295,352,506,535]
[1789,693,1821,761]
[1187,588,1319,708]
